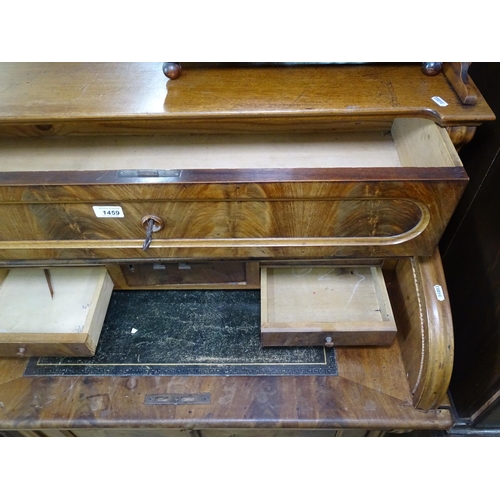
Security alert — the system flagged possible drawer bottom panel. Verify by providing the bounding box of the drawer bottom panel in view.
[261,266,397,347]
[0,267,113,357]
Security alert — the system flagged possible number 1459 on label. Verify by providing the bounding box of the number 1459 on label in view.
[92,206,125,218]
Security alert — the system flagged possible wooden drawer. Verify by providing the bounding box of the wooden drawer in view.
[0,267,113,357]
[0,118,466,262]
[261,266,397,347]
[112,260,259,289]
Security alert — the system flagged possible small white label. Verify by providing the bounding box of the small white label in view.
[93,206,124,218]
[434,284,445,301]
[432,96,448,107]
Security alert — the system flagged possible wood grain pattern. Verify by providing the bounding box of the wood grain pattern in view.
[0,371,452,431]
[0,199,427,240]
[0,267,113,357]
[388,249,453,410]
[0,253,453,430]
[0,63,493,138]
[446,126,477,151]
[392,118,462,167]
[441,63,500,423]
[0,132,402,171]
[0,62,473,429]
[0,167,467,262]
[443,63,477,105]
[260,266,396,347]
[0,118,467,261]
[0,346,449,429]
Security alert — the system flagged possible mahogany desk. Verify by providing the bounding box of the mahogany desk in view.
[0,63,494,435]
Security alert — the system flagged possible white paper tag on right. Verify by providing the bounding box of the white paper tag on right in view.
[434,284,445,301]
[431,96,448,107]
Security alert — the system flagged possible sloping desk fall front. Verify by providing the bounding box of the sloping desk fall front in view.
[0,63,494,435]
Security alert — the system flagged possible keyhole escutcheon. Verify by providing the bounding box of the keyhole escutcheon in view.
[141,215,165,250]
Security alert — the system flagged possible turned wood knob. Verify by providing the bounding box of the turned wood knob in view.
[421,62,443,76]
[162,62,182,80]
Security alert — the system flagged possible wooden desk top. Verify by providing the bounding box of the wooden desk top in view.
[0,337,452,431]
[0,63,466,432]
[0,63,494,137]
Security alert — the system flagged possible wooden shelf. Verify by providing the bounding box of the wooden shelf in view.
[0,63,494,137]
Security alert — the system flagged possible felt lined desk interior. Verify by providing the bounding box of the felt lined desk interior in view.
[25,289,338,377]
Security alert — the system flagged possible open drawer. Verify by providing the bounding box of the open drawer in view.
[261,265,397,347]
[0,118,466,262]
[0,267,113,357]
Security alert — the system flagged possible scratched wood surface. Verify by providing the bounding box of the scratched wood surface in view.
[0,117,468,262]
[260,266,397,346]
[0,63,467,431]
[0,267,113,357]
[0,252,453,430]
[0,169,467,263]
[0,337,452,431]
[0,63,494,138]
[387,250,454,409]
[0,118,461,172]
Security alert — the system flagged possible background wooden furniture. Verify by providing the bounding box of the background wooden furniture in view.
[0,63,492,138]
[0,63,495,435]
[439,63,500,435]
[167,62,480,107]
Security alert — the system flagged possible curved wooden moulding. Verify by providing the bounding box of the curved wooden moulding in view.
[0,197,435,262]
[443,63,477,106]
[389,249,454,410]
[446,126,477,151]
[0,198,427,243]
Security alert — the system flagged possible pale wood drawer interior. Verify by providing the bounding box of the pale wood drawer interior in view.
[0,267,113,357]
[0,118,461,171]
[261,266,397,347]
[0,118,465,261]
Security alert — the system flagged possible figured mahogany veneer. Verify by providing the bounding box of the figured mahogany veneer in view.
[0,62,492,432]
[0,118,466,263]
[0,249,454,428]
